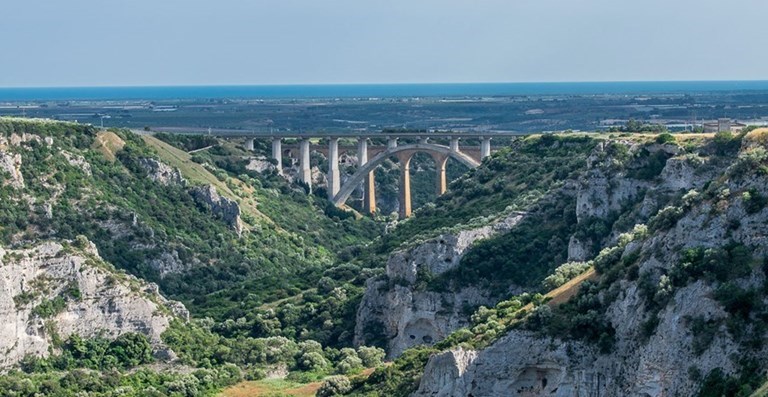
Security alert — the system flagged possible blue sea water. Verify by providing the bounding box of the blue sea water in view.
[2,81,768,101]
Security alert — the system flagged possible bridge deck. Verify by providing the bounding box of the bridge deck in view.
[204,130,522,139]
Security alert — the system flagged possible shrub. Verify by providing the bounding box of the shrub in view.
[31,297,67,318]
[648,206,683,232]
[296,351,329,372]
[712,131,741,155]
[742,188,768,214]
[357,346,386,368]
[317,375,352,397]
[655,133,676,144]
[542,262,591,290]
[335,348,363,374]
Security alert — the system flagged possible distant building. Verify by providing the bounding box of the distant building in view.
[703,118,746,133]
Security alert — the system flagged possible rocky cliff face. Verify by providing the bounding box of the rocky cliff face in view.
[568,141,716,262]
[412,137,768,397]
[0,240,187,369]
[139,157,186,186]
[354,213,524,357]
[190,185,244,235]
[0,151,24,188]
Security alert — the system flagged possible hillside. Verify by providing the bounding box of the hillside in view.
[3,117,768,397]
[0,118,388,396]
[346,129,768,396]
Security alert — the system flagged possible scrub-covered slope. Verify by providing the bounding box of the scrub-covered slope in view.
[347,130,768,397]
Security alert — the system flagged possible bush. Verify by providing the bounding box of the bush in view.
[648,206,683,232]
[296,351,329,372]
[316,375,352,397]
[542,262,591,290]
[742,188,768,214]
[335,348,363,374]
[713,131,741,155]
[655,133,676,144]
[357,346,385,368]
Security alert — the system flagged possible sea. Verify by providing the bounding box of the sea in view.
[2,81,768,101]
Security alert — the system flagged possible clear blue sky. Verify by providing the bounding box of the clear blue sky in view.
[2,0,766,87]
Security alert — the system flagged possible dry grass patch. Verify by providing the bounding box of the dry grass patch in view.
[92,131,125,162]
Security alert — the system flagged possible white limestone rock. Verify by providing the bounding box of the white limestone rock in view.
[62,150,92,176]
[0,240,186,369]
[139,157,186,186]
[0,151,24,188]
[190,184,244,235]
[414,171,768,397]
[354,212,524,357]
[245,156,276,173]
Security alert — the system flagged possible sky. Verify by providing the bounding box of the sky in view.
[1,0,767,87]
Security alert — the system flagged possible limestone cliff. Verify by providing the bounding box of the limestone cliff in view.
[139,157,186,186]
[0,150,24,188]
[354,213,524,357]
[0,240,187,369]
[190,184,244,235]
[412,136,768,397]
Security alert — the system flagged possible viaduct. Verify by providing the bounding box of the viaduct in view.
[226,131,519,218]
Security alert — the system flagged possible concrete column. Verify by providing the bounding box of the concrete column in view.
[358,137,376,214]
[299,139,312,190]
[387,137,398,149]
[244,138,254,151]
[432,153,448,196]
[397,152,413,219]
[450,137,460,152]
[271,138,282,175]
[328,137,340,199]
[480,136,492,159]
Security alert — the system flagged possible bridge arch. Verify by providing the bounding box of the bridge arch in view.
[333,143,480,216]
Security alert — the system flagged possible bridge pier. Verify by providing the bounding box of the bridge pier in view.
[244,138,255,151]
[328,137,340,199]
[432,153,448,195]
[450,137,460,152]
[396,152,413,219]
[299,139,312,190]
[387,137,398,149]
[480,137,492,159]
[271,138,282,175]
[358,138,376,214]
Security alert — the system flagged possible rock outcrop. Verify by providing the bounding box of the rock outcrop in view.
[0,151,24,188]
[62,151,92,176]
[139,157,186,186]
[0,240,187,368]
[413,141,768,397]
[245,156,276,173]
[354,213,524,357]
[190,185,244,235]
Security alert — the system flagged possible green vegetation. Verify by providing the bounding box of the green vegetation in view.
[0,118,381,323]
[20,333,154,372]
[608,118,668,133]
[371,134,597,258]
[435,192,577,292]
[6,118,768,396]
[161,319,384,378]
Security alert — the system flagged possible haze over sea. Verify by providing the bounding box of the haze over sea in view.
[2,81,768,101]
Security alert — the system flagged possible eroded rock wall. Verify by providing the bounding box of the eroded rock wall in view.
[414,143,768,397]
[0,240,187,368]
[354,213,524,357]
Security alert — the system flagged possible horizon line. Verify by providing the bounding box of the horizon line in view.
[2,79,768,90]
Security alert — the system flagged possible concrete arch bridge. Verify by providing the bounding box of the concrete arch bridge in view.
[239,132,518,218]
